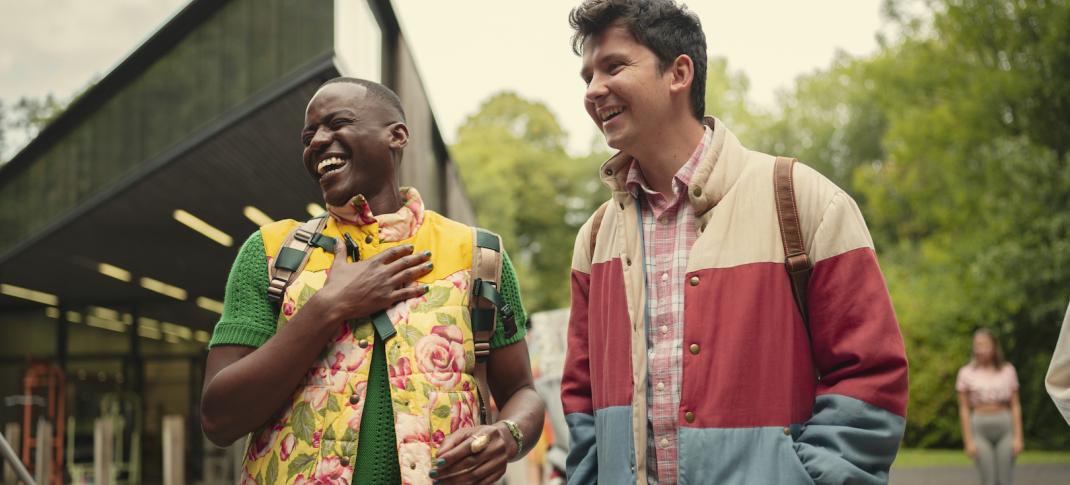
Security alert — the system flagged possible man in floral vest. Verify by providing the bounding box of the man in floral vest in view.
[201,77,545,485]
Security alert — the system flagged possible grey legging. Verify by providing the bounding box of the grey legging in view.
[971,410,1015,485]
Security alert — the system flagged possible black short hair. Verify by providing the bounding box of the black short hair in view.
[570,0,707,120]
[321,77,406,123]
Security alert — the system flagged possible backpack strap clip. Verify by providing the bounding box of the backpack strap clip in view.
[266,215,330,306]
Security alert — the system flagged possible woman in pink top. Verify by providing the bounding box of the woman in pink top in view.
[956,329,1024,485]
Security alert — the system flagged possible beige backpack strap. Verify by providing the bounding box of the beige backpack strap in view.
[266,216,331,307]
[470,227,503,424]
[588,201,610,261]
[773,157,813,338]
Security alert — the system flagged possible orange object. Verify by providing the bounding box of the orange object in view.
[21,361,65,485]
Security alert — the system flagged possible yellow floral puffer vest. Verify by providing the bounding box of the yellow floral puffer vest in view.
[242,211,482,485]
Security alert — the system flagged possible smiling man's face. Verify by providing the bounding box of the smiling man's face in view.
[580,22,673,154]
[301,82,402,207]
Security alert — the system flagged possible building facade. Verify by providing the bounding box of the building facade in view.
[0,1,474,482]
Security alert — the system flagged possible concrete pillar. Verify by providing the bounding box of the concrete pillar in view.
[3,422,21,484]
[34,419,51,485]
[162,415,185,485]
[94,418,114,485]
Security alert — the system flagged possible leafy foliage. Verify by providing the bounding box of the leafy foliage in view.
[733,0,1070,448]
[0,94,66,162]
[452,92,609,311]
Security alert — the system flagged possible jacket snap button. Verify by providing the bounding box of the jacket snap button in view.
[684,411,695,423]
[625,257,632,266]
[340,456,350,467]
[349,394,360,405]
[358,339,369,349]
[689,276,700,286]
[618,202,625,210]
[691,186,702,197]
[605,168,613,176]
[365,234,373,244]
[783,427,791,436]
[689,343,700,355]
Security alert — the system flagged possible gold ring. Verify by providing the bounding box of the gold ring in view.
[469,434,489,454]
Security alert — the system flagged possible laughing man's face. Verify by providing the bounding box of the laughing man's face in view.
[301,83,399,207]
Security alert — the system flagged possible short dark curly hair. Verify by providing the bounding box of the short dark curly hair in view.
[321,77,406,123]
[569,0,707,120]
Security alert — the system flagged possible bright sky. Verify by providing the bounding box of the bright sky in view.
[0,0,888,157]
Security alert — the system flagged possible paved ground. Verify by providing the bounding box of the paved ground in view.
[890,464,1070,485]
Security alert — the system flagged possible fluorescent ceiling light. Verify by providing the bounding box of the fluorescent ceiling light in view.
[173,209,233,247]
[66,311,82,323]
[136,316,159,340]
[86,315,126,333]
[307,203,326,218]
[97,262,132,282]
[139,277,188,301]
[137,317,158,327]
[138,327,161,340]
[196,297,224,314]
[45,307,60,319]
[162,322,192,340]
[1,283,58,306]
[243,206,274,226]
[138,318,161,340]
[89,306,120,321]
[195,330,211,343]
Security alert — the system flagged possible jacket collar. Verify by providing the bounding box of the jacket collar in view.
[326,186,425,242]
[598,116,746,217]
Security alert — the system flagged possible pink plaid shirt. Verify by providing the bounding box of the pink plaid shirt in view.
[624,127,711,485]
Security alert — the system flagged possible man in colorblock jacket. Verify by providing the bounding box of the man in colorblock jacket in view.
[561,1,909,484]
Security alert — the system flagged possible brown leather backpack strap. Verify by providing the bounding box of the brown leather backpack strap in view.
[266,216,330,307]
[773,157,813,338]
[589,201,610,260]
[470,228,504,424]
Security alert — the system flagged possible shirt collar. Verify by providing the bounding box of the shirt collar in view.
[326,187,425,242]
[623,125,713,199]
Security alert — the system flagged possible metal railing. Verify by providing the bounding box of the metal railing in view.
[1,431,36,485]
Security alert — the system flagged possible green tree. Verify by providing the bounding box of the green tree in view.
[706,0,1070,448]
[1,94,67,163]
[451,92,608,312]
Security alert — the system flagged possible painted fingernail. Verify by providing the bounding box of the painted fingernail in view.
[423,250,432,257]
[425,262,434,270]
[436,458,446,466]
[423,285,431,293]
[429,470,438,478]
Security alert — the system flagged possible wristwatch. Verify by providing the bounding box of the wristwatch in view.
[500,419,524,458]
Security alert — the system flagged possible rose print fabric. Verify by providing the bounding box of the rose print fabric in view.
[233,189,498,484]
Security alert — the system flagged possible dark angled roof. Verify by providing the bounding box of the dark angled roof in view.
[0,60,338,332]
[0,0,227,184]
[0,0,340,334]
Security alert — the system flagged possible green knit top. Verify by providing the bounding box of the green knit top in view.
[209,231,528,484]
